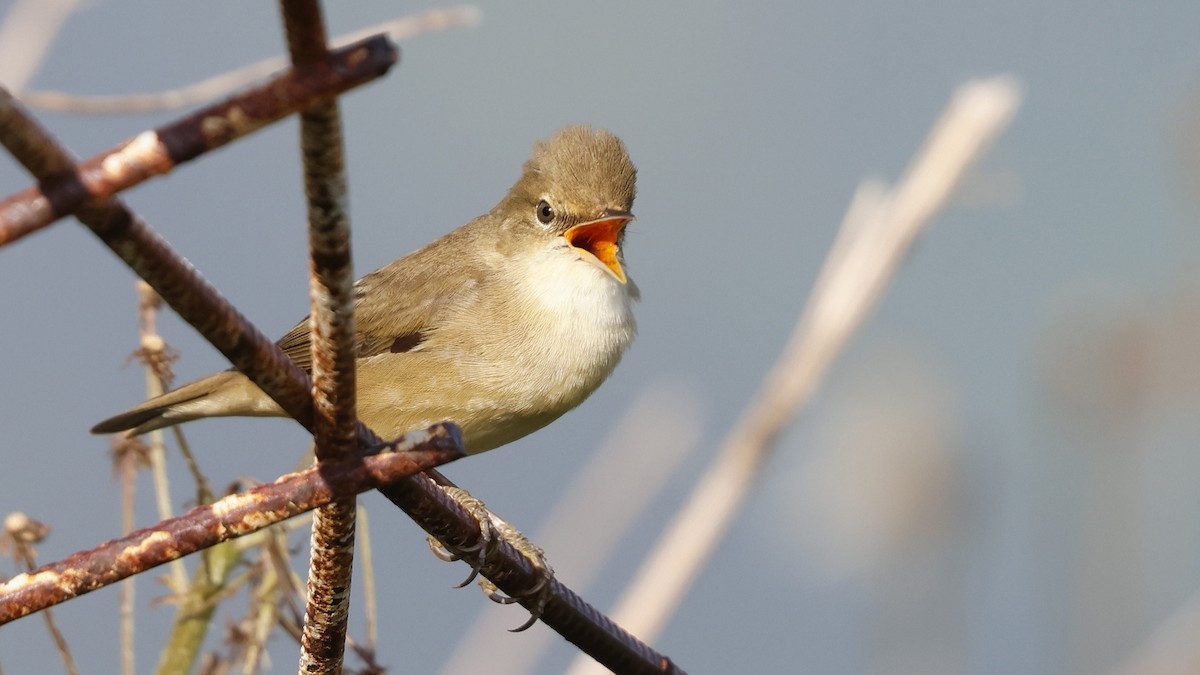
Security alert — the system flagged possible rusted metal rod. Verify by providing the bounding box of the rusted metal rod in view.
[278,0,362,671]
[0,34,397,247]
[0,425,463,625]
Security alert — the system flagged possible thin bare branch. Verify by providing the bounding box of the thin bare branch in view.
[357,506,378,650]
[133,280,191,595]
[111,437,146,675]
[2,513,79,675]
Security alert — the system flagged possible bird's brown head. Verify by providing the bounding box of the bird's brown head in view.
[501,125,637,283]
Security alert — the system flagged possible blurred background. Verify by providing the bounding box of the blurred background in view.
[3,1,1200,673]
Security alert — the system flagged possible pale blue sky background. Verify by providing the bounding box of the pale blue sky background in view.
[4,1,1200,673]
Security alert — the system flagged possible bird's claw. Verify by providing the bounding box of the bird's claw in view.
[426,486,496,587]
[427,485,556,631]
[480,564,553,632]
[480,515,553,631]
[426,536,485,587]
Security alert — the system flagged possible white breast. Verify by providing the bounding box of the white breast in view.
[508,243,637,403]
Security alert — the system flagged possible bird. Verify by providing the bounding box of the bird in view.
[92,125,639,455]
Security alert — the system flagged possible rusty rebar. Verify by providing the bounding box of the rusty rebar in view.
[0,78,684,675]
[376,481,685,674]
[0,35,396,248]
[0,424,464,625]
[279,0,360,671]
[0,86,319,429]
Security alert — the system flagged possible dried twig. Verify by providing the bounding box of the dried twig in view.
[357,506,379,650]
[1,513,79,675]
[132,280,191,594]
[110,437,150,675]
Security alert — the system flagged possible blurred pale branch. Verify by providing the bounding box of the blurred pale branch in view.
[568,75,1022,672]
[13,7,481,115]
[0,0,82,91]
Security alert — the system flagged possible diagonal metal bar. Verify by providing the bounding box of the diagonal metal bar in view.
[0,87,684,674]
[0,35,396,247]
[0,84,319,433]
[0,424,464,625]
[380,482,686,675]
[278,0,360,671]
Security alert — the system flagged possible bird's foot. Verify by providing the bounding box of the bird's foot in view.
[426,486,492,587]
[426,485,555,632]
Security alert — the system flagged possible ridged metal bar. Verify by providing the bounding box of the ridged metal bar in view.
[0,35,396,247]
[0,425,463,625]
[277,0,361,671]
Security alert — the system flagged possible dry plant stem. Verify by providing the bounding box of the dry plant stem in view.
[568,76,1023,671]
[267,529,311,626]
[0,35,397,247]
[118,458,136,675]
[4,518,80,675]
[279,1,360,671]
[0,79,681,674]
[39,607,77,675]
[0,426,464,625]
[242,539,284,675]
[16,7,479,115]
[357,506,378,649]
[173,427,213,503]
[156,537,241,675]
[137,281,190,593]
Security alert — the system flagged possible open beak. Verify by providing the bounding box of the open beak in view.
[563,212,634,284]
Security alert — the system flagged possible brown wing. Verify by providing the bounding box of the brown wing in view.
[275,223,486,372]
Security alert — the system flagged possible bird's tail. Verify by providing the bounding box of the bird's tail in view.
[90,370,278,436]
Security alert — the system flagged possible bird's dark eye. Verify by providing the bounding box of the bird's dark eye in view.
[536,199,555,224]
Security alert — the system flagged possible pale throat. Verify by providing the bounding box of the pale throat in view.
[509,240,637,388]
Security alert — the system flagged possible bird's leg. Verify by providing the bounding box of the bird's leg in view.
[425,485,555,631]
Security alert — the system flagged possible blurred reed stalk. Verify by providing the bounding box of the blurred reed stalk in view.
[567,75,1022,674]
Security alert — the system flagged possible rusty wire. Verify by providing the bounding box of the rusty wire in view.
[0,425,464,625]
[0,36,685,674]
[0,35,396,247]
[277,0,361,671]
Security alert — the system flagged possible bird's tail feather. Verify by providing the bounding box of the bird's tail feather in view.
[90,370,267,436]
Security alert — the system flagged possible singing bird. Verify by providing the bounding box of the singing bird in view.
[92,125,639,454]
